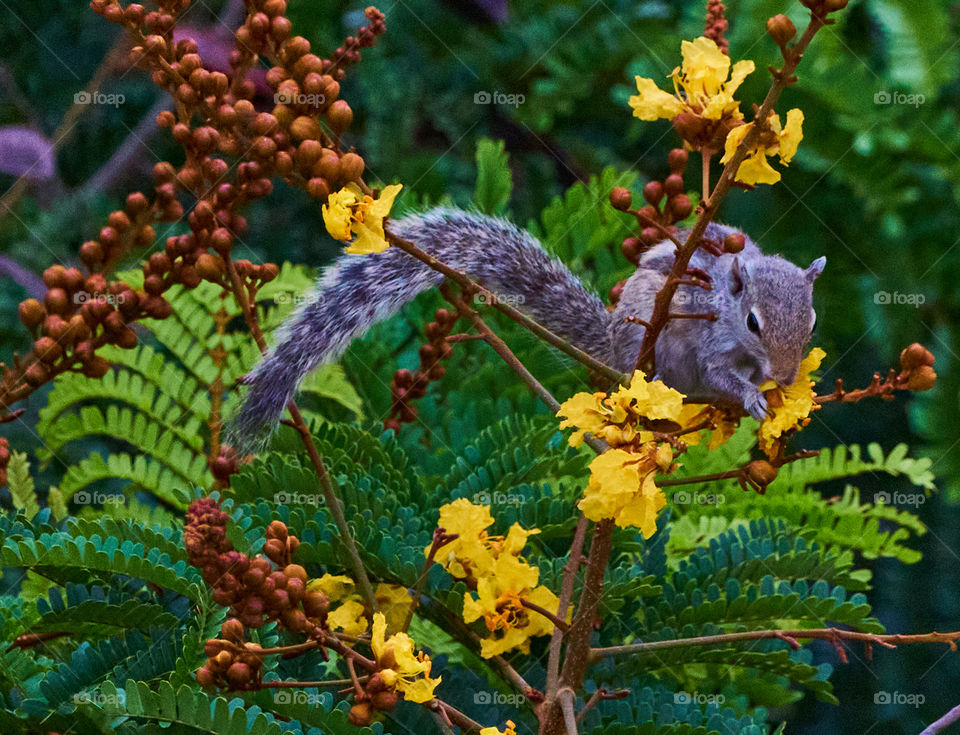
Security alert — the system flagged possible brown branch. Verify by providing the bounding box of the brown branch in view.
[590,628,960,661]
[386,230,628,386]
[520,598,570,632]
[544,515,588,698]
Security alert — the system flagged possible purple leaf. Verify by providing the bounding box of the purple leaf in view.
[0,125,55,180]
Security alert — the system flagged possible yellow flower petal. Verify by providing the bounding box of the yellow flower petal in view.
[629,76,685,121]
[777,108,804,163]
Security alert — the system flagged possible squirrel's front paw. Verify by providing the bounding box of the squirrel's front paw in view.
[743,390,770,421]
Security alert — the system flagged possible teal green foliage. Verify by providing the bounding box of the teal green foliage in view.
[0,1,954,733]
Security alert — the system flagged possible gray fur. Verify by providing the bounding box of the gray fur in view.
[229,211,823,449]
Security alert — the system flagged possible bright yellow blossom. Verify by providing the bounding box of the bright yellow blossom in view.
[462,554,560,658]
[577,446,670,537]
[321,183,402,254]
[758,347,825,458]
[371,612,441,703]
[720,108,804,185]
[306,574,412,636]
[630,36,754,146]
[480,721,517,735]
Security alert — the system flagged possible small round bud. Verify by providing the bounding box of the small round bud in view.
[745,460,779,489]
[900,343,935,371]
[609,186,632,211]
[327,100,353,131]
[766,14,797,47]
[642,181,664,206]
[723,233,746,253]
[667,148,689,173]
[907,365,937,391]
[339,152,364,182]
[668,194,693,220]
[19,299,45,329]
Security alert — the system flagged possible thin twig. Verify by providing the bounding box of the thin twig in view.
[920,702,960,735]
[386,230,628,386]
[590,628,960,661]
[224,254,378,612]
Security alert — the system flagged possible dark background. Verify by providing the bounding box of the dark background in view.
[1,0,958,732]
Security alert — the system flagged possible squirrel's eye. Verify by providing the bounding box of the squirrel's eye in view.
[746,311,761,335]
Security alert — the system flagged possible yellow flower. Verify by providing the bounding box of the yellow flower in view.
[720,108,804,185]
[630,36,754,128]
[326,599,368,636]
[305,575,412,636]
[480,721,517,735]
[371,612,441,703]
[577,447,668,538]
[321,183,402,254]
[462,555,560,658]
[758,347,825,458]
[430,498,497,580]
[376,583,413,633]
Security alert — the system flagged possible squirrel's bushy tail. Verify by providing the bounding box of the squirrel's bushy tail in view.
[229,208,613,448]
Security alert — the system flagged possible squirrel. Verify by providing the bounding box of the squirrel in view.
[229,208,824,446]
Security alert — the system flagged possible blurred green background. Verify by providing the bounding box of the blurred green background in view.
[1,0,959,732]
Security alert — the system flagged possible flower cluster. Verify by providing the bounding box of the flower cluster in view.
[757,347,824,459]
[430,499,560,658]
[629,36,754,152]
[322,183,403,254]
[305,574,412,636]
[557,371,736,536]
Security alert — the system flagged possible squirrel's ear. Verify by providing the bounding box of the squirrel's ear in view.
[729,256,746,296]
[806,256,826,282]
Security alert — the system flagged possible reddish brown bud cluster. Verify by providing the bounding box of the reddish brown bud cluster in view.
[384,307,459,431]
[197,618,266,690]
[609,149,692,305]
[0,437,9,488]
[1,0,387,420]
[185,499,333,637]
[704,0,729,54]
[348,672,399,726]
[899,343,936,391]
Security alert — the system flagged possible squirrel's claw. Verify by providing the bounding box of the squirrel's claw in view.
[743,390,769,421]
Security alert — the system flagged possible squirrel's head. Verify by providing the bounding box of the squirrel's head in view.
[727,252,825,386]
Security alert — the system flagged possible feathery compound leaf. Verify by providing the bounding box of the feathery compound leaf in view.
[474,137,513,215]
[6,451,39,519]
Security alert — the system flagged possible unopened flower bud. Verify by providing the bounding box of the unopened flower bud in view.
[766,14,797,47]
